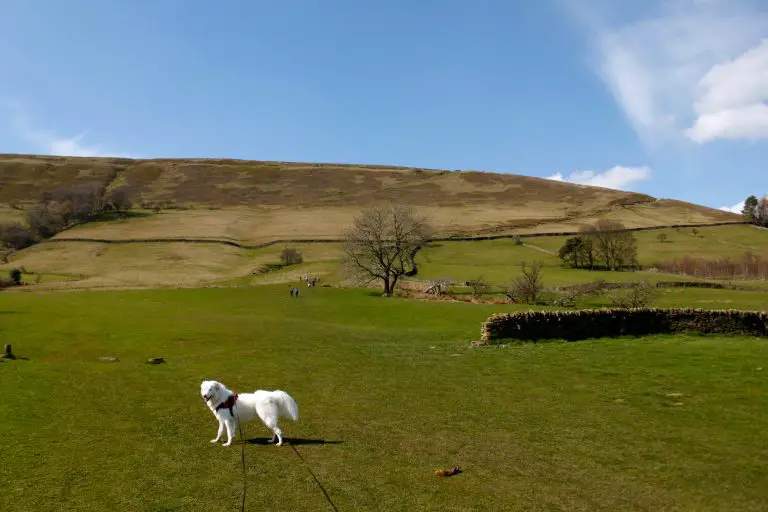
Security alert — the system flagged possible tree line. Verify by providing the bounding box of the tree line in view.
[0,183,134,251]
[741,195,768,227]
[557,220,638,270]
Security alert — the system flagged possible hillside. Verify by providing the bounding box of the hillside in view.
[1,154,752,290]
[0,154,739,244]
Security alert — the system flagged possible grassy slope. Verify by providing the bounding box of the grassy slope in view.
[4,225,768,291]
[1,286,766,511]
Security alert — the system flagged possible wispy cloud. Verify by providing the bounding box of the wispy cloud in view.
[719,200,745,214]
[4,102,137,158]
[546,165,651,191]
[569,0,768,146]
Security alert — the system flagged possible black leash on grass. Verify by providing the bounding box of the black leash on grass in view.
[237,425,336,512]
[290,443,339,512]
[239,423,247,512]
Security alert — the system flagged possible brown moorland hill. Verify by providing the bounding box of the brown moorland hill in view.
[0,154,739,244]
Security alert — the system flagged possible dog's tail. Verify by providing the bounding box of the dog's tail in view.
[272,390,299,421]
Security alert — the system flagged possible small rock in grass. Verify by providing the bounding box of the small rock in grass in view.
[146,357,166,365]
[99,356,118,362]
[614,398,625,403]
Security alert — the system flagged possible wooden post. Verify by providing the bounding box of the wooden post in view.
[3,344,15,359]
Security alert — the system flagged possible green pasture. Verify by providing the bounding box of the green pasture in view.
[1,285,767,511]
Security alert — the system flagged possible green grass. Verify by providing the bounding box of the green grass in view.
[415,225,768,289]
[1,285,767,511]
[525,225,768,266]
[417,239,688,287]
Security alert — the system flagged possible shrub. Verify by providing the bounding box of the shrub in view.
[656,233,668,243]
[9,268,22,285]
[467,277,490,297]
[609,281,654,308]
[480,308,768,343]
[513,235,523,246]
[280,247,303,266]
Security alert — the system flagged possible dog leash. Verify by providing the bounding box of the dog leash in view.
[239,423,247,512]
[237,420,336,512]
[290,444,340,512]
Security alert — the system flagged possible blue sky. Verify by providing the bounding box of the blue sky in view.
[1,0,766,212]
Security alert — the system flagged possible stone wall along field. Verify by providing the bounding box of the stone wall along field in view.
[480,308,768,343]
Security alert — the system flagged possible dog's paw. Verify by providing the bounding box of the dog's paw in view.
[222,442,232,447]
[210,439,220,444]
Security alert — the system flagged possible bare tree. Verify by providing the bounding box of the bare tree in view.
[583,220,638,270]
[508,261,543,304]
[343,203,432,296]
[756,196,768,227]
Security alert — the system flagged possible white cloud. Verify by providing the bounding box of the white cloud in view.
[719,200,745,214]
[686,39,768,142]
[5,102,137,158]
[546,165,651,191]
[571,0,768,145]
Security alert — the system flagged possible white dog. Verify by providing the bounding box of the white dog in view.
[200,380,299,447]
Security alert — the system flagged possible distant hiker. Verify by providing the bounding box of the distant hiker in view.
[294,288,299,297]
[289,286,294,297]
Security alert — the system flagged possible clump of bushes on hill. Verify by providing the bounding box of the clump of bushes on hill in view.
[0,184,135,252]
[280,247,304,266]
[558,220,638,270]
[0,223,36,250]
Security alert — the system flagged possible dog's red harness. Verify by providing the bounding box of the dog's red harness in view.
[216,393,238,417]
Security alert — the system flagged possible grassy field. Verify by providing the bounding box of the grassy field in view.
[416,224,768,288]
[1,285,767,511]
[4,223,768,291]
[527,225,768,265]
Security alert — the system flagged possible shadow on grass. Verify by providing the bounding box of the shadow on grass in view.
[245,437,342,446]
